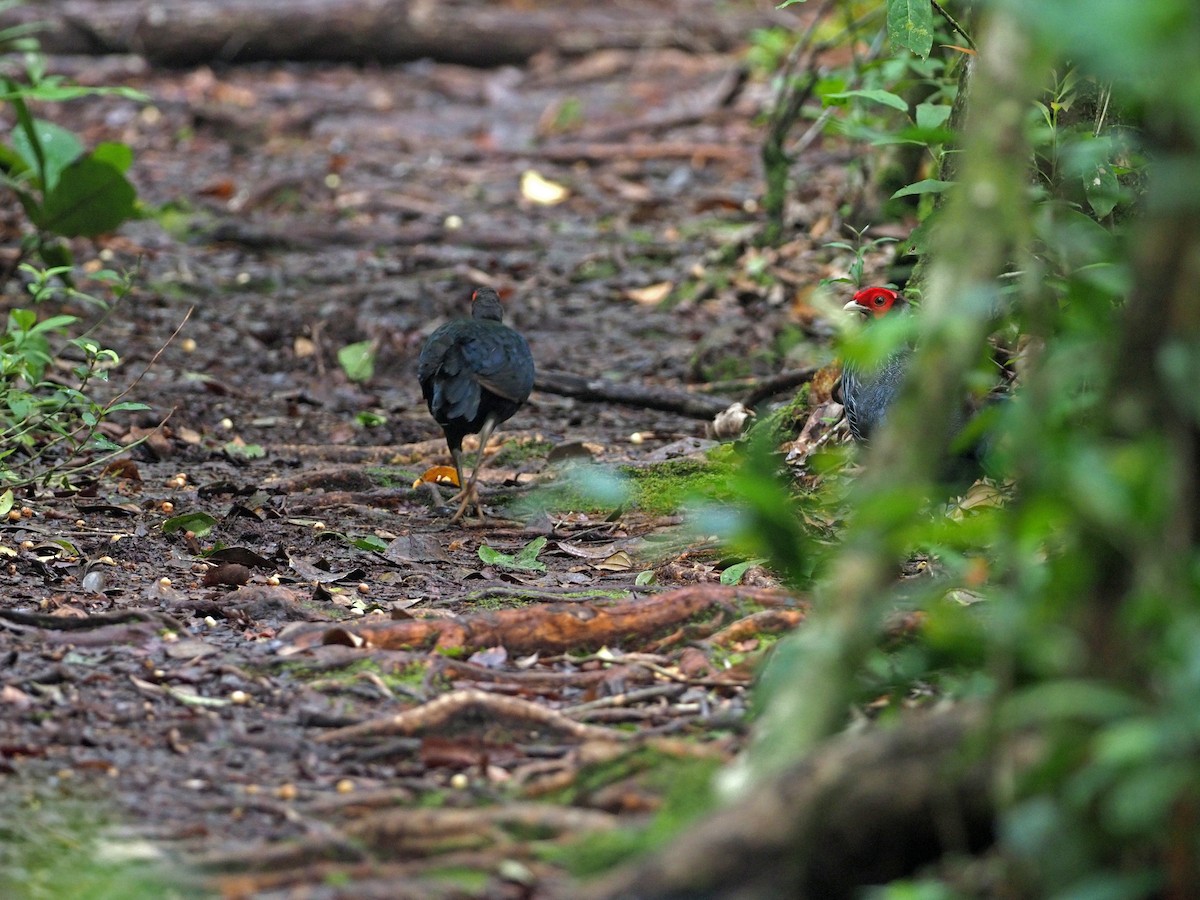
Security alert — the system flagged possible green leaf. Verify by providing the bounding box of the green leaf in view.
[338,340,375,383]
[91,141,133,174]
[11,118,82,191]
[36,152,138,237]
[720,558,768,585]
[478,536,548,572]
[161,511,218,537]
[356,410,386,427]
[891,178,955,199]
[914,102,952,130]
[223,441,265,459]
[887,0,934,58]
[515,535,548,566]
[825,89,909,112]
[1084,164,1121,218]
[349,534,388,552]
[0,489,13,518]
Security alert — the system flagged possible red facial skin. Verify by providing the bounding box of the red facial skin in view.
[850,286,902,318]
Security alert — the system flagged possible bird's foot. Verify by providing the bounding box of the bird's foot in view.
[449,486,485,523]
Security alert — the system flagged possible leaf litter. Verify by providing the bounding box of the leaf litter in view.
[0,4,870,895]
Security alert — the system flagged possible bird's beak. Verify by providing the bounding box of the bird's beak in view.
[843,300,866,314]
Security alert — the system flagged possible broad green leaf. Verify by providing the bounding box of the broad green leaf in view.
[10,118,82,191]
[915,102,952,130]
[825,89,909,112]
[0,489,13,518]
[338,340,375,383]
[349,534,389,552]
[891,178,955,199]
[478,537,548,572]
[91,141,133,174]
[1084,164,1121,218]
[161,511,218,537]
[887,0,934,58]
[515,535,548,566]
[37,153,138,237]
[720,558,768,585]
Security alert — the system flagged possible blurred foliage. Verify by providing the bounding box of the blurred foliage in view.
[721,0,1200,896]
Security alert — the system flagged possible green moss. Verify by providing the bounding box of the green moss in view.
[363,465,422,488]
[743,383,812,447]
[278,657,428,690]
[620,454,738,515]
[490,438,556,467]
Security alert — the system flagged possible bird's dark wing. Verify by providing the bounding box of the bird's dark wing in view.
[418,324,483,424]
[463,329,534,404]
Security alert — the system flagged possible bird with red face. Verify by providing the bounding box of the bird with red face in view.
[837,286,911,444]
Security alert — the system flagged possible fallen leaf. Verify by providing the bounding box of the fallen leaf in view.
[593,550,633,572]
[520,169,569,205]
[625,282,673,305]
[413,465,460,489]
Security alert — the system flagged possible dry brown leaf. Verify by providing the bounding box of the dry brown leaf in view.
[625,282,673,305]
[593,550,633,572]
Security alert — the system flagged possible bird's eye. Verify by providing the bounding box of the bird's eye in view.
[874,297,884,306]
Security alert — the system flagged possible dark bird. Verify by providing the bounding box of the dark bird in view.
[837,286,911,444]
[837,285,1005,483]
[417,287,535,521]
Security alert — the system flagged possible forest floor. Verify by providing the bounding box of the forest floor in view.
[0,3,905,896]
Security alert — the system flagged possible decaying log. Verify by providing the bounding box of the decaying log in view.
[6,0,786,67]
[584,704,1001,900]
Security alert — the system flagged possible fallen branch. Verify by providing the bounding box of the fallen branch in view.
[286,583,797,655]
[535,369,732,420]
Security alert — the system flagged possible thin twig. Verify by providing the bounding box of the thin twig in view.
[931,0,976,51]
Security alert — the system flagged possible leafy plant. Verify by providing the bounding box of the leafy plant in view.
[0,37,145,270]
[0,264,150,486]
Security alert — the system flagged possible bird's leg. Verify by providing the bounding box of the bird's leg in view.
[451,417,498,522]
[449,446,466,499]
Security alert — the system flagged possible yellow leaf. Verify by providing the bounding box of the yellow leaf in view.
[520,169,569,205]
[625,282,673,305]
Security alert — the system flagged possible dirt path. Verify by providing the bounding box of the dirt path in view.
[0,6,872,895]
